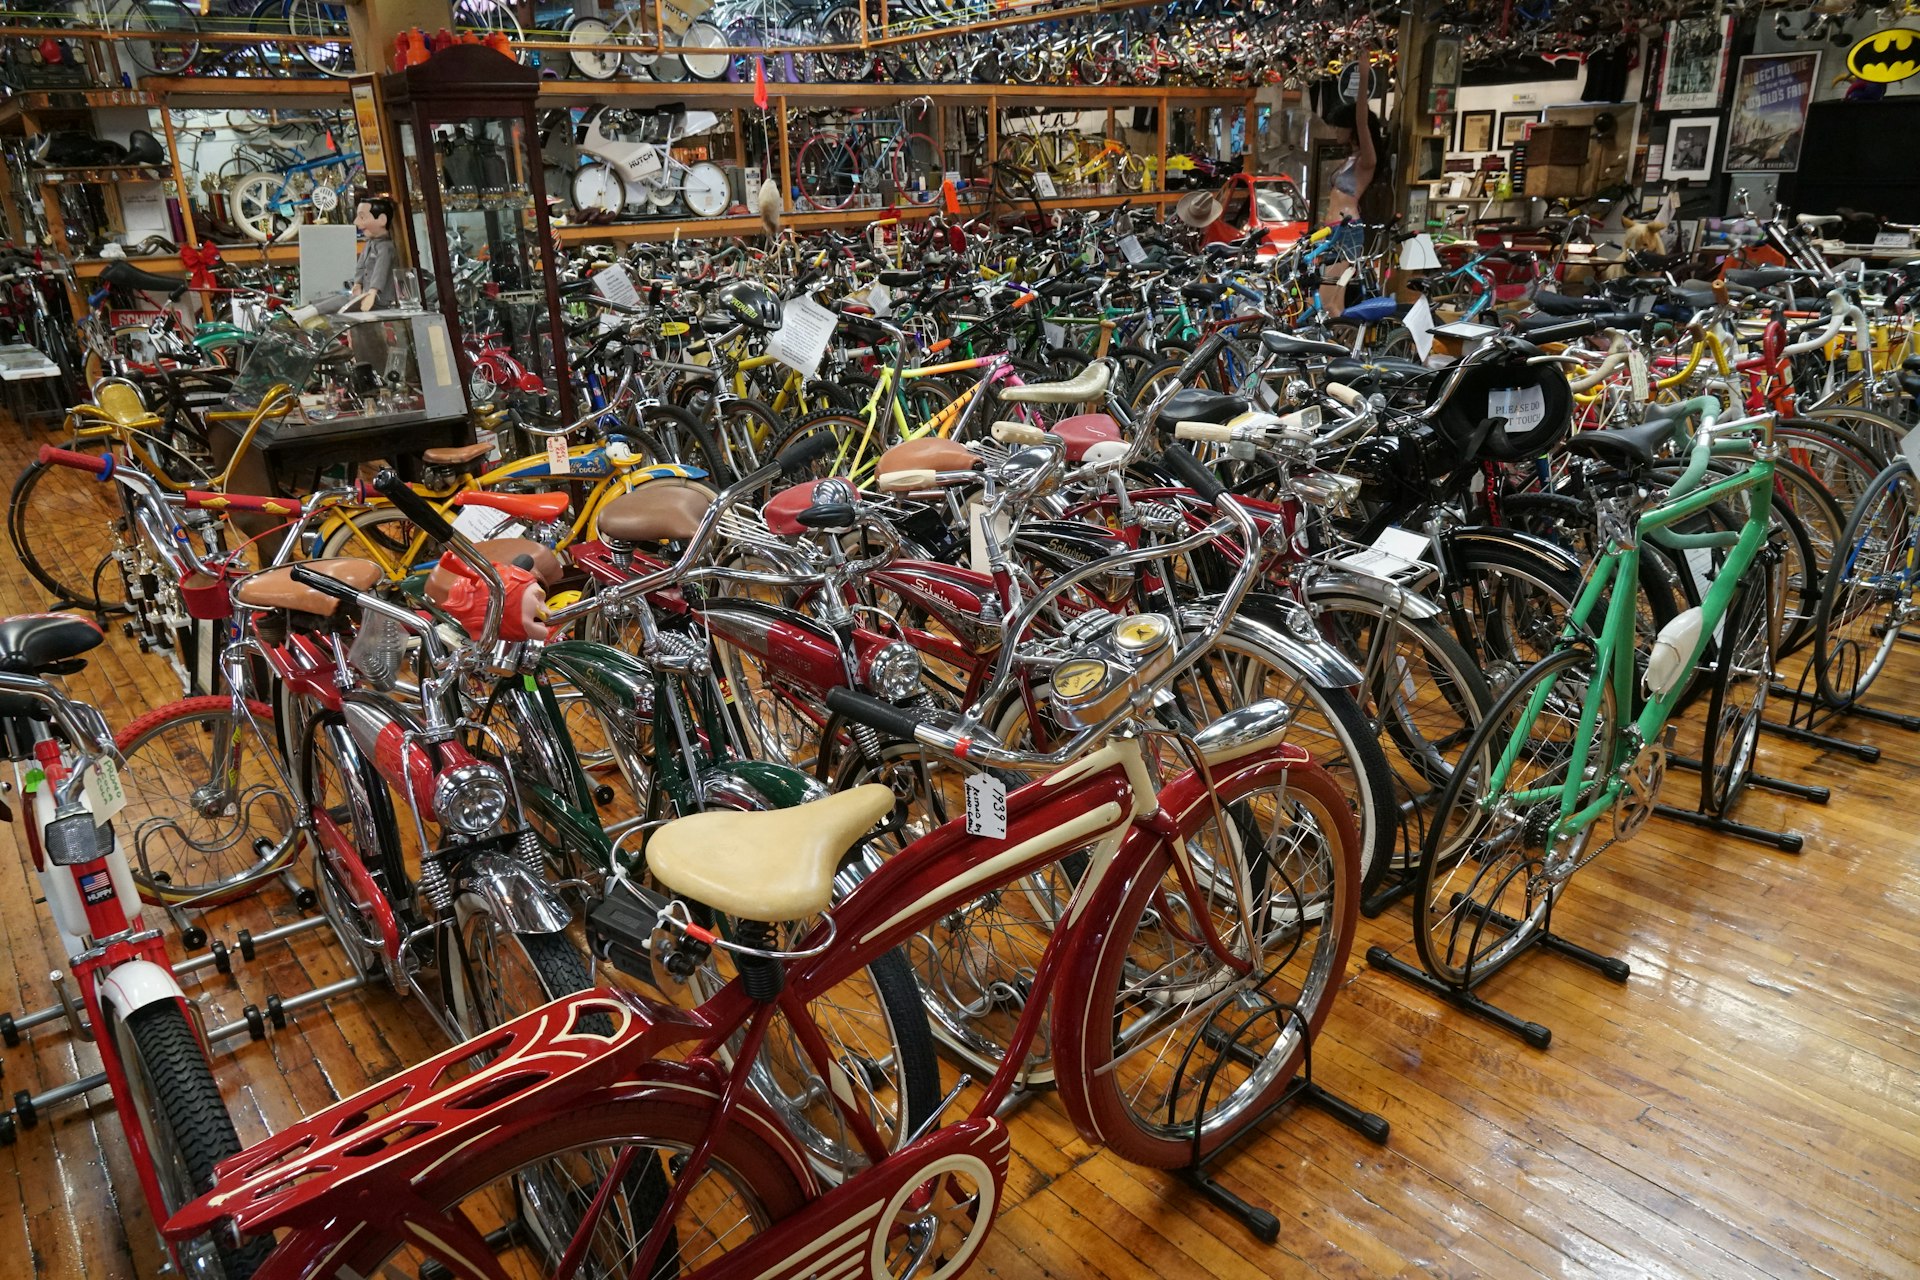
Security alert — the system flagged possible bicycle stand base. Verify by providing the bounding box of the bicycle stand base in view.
[1761,715,1881,762]
[1653,803,1804,853]
[1361,868,1418,919]
[1366,947,1555,1049]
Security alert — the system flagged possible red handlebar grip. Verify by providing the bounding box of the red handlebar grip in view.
[182,490,304,517]
[36,445,107,474]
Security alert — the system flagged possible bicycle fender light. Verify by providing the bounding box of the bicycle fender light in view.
[1645,607,1704,698]
[1848,29,1920,84]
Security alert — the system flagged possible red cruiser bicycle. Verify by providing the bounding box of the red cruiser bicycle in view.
[167,446,1362,1277]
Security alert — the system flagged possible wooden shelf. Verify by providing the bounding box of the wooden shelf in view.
[536,79,1254,109]
[70,243,299,279]
[553,189,1180,244]
[138,76,352,108]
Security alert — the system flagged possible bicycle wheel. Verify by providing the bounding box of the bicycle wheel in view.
[1058,752,1359,1167]
[318,505,425,572]
[633,403,733,485]
[121,0,201,75]
[282,0,353,76]
[1700,566,1779,816]
[107,1001,272,1280]
[228,172,304,245]
[812,3,867,80]
[887,132,942,205]
[1773,416,1887,521]
[115,696,297,909]
[764,409,868,486]
[300,710,403,977]
[677,19,731,80]
[1812,457,1915,708]
[796,133,861,211]
[8,449,127,611]
[1412,647,1615,989]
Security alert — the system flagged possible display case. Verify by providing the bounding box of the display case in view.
[380,44,572,418]
[225,310,466,437]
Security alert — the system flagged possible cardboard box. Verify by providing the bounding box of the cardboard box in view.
[1528,124,1589,166]
[1526,163,1588,198]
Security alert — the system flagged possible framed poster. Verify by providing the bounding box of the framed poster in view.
[1725,52,1819,172]
[1459,110,1494,153]
[1662,116,1720,182]
[1656,14,1735,112]
[349,76,387,180]
[1499,111,1539,147]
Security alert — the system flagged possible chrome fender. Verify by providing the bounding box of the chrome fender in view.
[1182,593,1365,690]
[456,853,573,935]
[1450,524,1585,577]
[1301,569,1443,622]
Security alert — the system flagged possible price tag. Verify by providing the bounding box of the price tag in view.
[768,295,839,379]
[964,772,1007,839]
[1403,295,1435,363]
[546,433,572,476]
[629,147,663,181]
[1487,384,1548,436]
[452,503,515,541]
[865,281,892,317]
[84,756,127,826]
[476,426,503,462]
[593,264,641,309]
[1628,349,1650,402]
[1033,172,1057,198]
[1119,233,1146,264]
[1043,321,1066,347]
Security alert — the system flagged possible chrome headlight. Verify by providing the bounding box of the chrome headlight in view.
[433,762,511,836]
[863,641,926,702]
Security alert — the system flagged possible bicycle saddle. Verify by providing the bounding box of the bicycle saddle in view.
[1161,387,1246,425]
[1261,331,1348,360]
[1181,281,1228,303]
[422,443,496,470]
[875,435,978,485]
[235,558,381,620]
[0,614,102,675]
[1725,267,1811,289]
[1558,418,1680,469]
[997,360,1110,405]
[99,259,190,297]
[1337,296,1404,326]
[1051,412,1125,463]
[1326,357,1434,391]
[878,270,920,288]
[1531,291,1614,317]
[455,490,571,524]
[596,478,716,544]
[648,783,895,920]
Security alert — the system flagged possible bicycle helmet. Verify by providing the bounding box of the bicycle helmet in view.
[1427,338,1573,463]
[714,280,782,333]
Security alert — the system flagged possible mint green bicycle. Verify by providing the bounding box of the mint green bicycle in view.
[1374,396,1783,1046]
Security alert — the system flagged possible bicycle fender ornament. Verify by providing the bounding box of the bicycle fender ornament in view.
[436,554,550,643]
[1847,29,1920,83]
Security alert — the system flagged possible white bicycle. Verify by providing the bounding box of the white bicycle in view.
[569,107,731,219]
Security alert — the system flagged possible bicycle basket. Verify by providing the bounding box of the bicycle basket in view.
[1427,343,1572,463]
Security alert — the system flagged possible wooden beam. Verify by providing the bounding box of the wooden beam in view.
[344,0,451,74]
[776,95,793,215]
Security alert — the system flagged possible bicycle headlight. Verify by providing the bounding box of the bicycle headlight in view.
[433,762,511,836]
[863,641,926,702]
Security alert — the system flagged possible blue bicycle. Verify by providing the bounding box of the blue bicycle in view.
[227,145,364,244]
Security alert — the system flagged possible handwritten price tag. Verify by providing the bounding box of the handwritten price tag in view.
[546,433,572,476]
[964,772,1007,839]
[84,756,127,826]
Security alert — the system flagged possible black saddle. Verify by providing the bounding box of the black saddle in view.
[1260,331,1348,360]
[1531,290,1614,317]
[1163,387,1248,424]
[878,270,919,288]
[1559,418,1681,469]
[1726,267,1812,289]
[0,614,103,675]
[100,259,191,297]
[1180,282,1227,304]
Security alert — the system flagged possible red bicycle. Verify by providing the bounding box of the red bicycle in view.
[167,447,1363,1277]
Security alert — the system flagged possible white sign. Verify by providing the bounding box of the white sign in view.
[865,281,892,317]
[593,264,641,309]
[452,503,518,541]
[1119,234,1146,264]
[1875,231,1910,249]
[1403,295,1435,362]
[1043,321,1066,348]
[768,295,838,379]
[1033,172,1057,198]
[1488,384,1548,436]
[1335,525,1432,582]
[1628,349,1650,403]
[964,771,1007,838]
[84,756,127,826]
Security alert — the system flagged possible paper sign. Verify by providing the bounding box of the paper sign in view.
[1629,349,1650,402]
[1488,384,1548,435]
[964,771,1007,838]
[768,295,838,379]
[452,503,516,541]
[1335,525,1431,582]
[546,434,572,476]
[1043,321,1066,347]
[594,264,640,308]
[84,756,127,826]
[865,281,892,317]
[1874,231,1910,249]
[1403,295,1435,362]
[1119,234,1146,264]
[1397,233,1441,272]
[1033,172,1057,198]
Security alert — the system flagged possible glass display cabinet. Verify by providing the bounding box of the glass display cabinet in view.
[380,44,572,419]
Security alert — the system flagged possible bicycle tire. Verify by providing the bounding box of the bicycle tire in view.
[228,171,303,245]
[1699,567,1778,816]
[318,505,427,573]
[300,710,404,977]
[764,408,870,486]
[282,0,353,76]
[633,402,733,486]
[1056,752,1359,1167]
[796,132,860,212]
[8,449,126,611]
[1812,456,1914,709]
[110,1001,273,1279]
[1413,646,1614,990]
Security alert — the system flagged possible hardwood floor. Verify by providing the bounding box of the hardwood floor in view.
[1,418,1917,1279]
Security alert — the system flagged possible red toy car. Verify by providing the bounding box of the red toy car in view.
[1201,173,1310,254]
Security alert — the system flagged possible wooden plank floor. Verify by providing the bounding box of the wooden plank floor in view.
[2,418,1918,1279]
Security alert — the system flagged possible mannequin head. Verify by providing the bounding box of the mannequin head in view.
[354,196,394,239]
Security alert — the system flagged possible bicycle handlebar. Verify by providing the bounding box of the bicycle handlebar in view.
[37,445,110,475]
[1782,289,1866,357]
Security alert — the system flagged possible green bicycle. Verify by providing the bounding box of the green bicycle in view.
[1373,395,1783,1046]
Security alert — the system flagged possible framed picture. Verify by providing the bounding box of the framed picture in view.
[1459,110,1495,153]
[1657,14,1735,111]
[1499,111,1539,148]
[1725,52,1820,172]
[1662,116,1720,182]
[1416,134,1446,182]
[1428,35,1461,89]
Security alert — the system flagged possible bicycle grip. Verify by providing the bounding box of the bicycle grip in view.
[826,687,928,741]
[371,469,459,544]
[87,286,109,308]
[992,420,1048,446]
[1324,382,1365,409]
[1523,317,1600,345]
[36,445,108,475]
[779,429,837,476]
[1158,445,1227,504]
[1177,333,1227,384]
[1173,422,1235,442]
[289,564,367,603]
[183,489,303,517]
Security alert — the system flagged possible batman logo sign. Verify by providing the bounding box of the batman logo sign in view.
[1848,28,1920,83]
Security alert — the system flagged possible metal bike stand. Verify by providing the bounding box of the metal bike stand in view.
[1173,995,1388,1243]
[1366,891,1631,1050]
[1652,751,1825,854]
[1360,789,1431,918]
[158,834,319,950]
[1770,641,1920,739]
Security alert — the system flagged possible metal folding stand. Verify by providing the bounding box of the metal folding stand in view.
[1771,638,1920,744]
[158,834,319,951]
[1366,891,1631,1050]
[1652,749,1826,852]
[1360,785,1432,918]
[1174,993,1388,1243]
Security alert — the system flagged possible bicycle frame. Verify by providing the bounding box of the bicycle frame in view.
[1490,438,1776,851]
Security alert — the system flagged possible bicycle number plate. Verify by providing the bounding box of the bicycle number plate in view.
[964,772,1007,839]
[83,757,126,827]
[630,147,663,181]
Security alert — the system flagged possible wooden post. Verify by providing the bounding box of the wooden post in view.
[344,0,452,72]
[1156,92,1168,202]
[1392,11,1430,227]
[776,95,793,213]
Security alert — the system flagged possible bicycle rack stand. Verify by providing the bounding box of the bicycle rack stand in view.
[1366,889,1631,1050]
[0,913,360,1144]
[1769,639,1920,745]
[159,835,319,950]
[1360,783,1432,918]
[1173,994,1388,1243]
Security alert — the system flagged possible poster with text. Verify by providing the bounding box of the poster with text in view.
[1725,52,1819,172]
[1656,14,1734,112]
